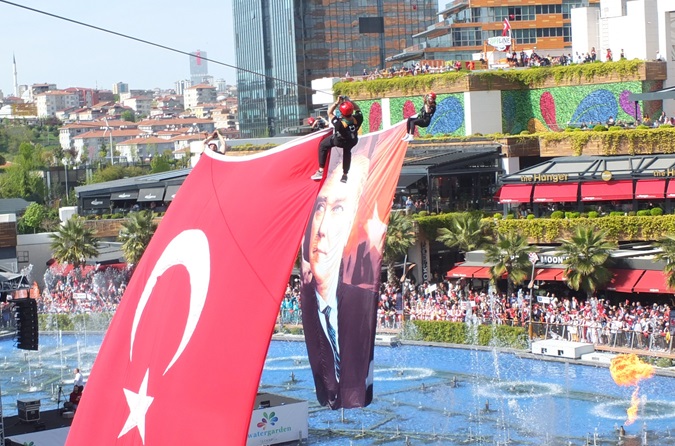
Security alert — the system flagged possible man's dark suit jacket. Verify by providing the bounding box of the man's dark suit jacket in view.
[301,278,378,409]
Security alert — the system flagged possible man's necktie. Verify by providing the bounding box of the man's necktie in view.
[322,306,340,380]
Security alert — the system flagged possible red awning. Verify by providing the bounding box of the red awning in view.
[446,265,484,278]
[580,180,633,201]
[605,269,645,293]
[634,179,666,199]
[496,184,533,204]
[532,183,579,202]
[533,268,564,281]
[667,180,675,198]
[472,267,493,279]
[633,270,674,294]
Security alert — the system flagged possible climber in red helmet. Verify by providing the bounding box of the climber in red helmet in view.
[308,115,328,131]
[403,92,437,142]
[311,95,363,183]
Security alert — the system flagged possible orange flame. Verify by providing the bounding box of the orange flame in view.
[609,354,654,425]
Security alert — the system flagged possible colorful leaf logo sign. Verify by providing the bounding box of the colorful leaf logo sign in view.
[256,411,279,430]
[619,90,641,119]
[402,100,418,136]
[569,89,618,125]
[428,96,464,135]
[539,92,560,131]
[369,102,382,132]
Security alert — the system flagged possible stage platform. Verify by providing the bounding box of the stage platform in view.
[3,408,73,446]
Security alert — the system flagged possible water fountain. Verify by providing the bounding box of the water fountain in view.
[2,328,675,444]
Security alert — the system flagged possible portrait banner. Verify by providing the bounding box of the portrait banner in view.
[66,131,327,445]
[301,122,408,409]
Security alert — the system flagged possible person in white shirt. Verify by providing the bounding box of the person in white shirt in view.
[73,368,84,387]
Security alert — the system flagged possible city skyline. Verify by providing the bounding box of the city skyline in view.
[0,0,237,94]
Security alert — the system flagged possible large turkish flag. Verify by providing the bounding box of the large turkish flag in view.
[66,131,327,445]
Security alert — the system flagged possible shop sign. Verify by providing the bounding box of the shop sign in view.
[653,169,675,177]
[538,254,568,265]
[487,36,511,51]
[520,173,569,182]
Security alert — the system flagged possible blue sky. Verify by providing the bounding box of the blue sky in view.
[0,0,237,93]
[0,0,444,95]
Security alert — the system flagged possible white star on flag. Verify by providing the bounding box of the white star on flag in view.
[118,368,155,444]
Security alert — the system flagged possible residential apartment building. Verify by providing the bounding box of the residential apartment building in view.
[113,82,129,95]
[36,90,79,117]
[232,0,437,137]
[73,129,143,161]
[64,87,99,108]
[116,135,175,162]
[136,117,215,135]
[122,96,153,116]
[59,119,139,151]
[393,0,599,63]
[183,84,217,110]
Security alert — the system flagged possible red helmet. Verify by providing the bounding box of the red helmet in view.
[339,101,354,117]
[308,117,316,125]
[427,92,437,102]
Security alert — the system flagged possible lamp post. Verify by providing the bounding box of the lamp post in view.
[528,252,539,341]
[104,117,114,165]
[63,158,69,203]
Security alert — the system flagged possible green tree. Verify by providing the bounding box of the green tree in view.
[484,230,534,296]
[150,154,171,173]
[557,226,616,299]
[119,211,158,265]
[383,211,417,285]
[120,110,136,122]
[653,234,675,289]
[436,213,490,260]
[49,217,100,267]
[0,142,47,202]
[18,202,47,234]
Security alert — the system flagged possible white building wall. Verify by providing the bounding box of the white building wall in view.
[464,91,502,135]
[571,7,601,59]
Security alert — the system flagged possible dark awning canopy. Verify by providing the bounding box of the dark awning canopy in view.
[396,174,426,190]
[82,196,110,209]
[137,188,165,202]
[164,185,181,202]
[110,191,139,201]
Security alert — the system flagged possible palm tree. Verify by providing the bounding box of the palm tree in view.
[119,211,158,265]
[383,210,417,285]
[484,230,534,296]
[557,226,616,299]
[436,213,490,259]
[653,234,675,289]
[49,217,99,267]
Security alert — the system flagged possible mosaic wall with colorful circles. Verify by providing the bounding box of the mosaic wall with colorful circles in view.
[501,81,650,134]
[354,80,663,137]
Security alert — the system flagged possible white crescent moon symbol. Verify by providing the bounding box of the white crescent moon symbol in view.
[129,229,210,375]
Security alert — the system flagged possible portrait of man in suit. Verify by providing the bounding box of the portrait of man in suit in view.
[301,153,380,409]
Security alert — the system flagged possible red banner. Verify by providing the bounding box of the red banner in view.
[66,132,326,445]
[301,122,408,409]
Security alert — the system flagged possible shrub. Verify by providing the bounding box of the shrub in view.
[564,127,575,132]
[588,211,599,218]
[520,130,530,135]
[610,211,625,217]
[526,213,535,219]
[102,213,111,219]
[637,124,651,129]
[505,214,515,219]
[493,213,503,219]
[417,211,429,217]
[608,125,623,131]
[651,207,664,216]
[592,125,608,131]
[628,211,637,216]
[565,211,580,219]
[661,123,674,128]
[637,210,651,217]
[551,211,564,219]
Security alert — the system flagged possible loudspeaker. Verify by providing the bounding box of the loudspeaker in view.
[13,298,39,351]
[18,407,40,422]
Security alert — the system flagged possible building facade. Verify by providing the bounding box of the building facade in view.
[232,0,437,137]
[190,50,209,86]
[183,84,217,111]
[35,91,79,117]
[393,0,599,63]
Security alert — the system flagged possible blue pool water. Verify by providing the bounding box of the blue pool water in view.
[2,333,675,445]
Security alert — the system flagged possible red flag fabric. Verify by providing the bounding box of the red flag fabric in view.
[66,131,327,445]
[300,122,408,409]
[502,17,511,36]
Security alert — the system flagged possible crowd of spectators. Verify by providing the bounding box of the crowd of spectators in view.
[36,264,131,314]
[375,275,675,352]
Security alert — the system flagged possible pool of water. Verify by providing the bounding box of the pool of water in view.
[2,333,675,445]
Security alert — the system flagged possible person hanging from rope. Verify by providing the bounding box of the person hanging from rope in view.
[311,96,363,183]
[402,92,437,142]
[308,116,328,131]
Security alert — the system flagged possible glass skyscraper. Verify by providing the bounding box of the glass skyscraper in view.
[233,0,437,138]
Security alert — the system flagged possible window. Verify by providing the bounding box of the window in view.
[17,251,29,263]
[513,28,536,44]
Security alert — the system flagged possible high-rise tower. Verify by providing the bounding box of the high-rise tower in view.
[233,0,437,138]
[190,50,209,86]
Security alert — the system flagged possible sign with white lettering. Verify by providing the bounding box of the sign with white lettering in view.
[487,36,511,51]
